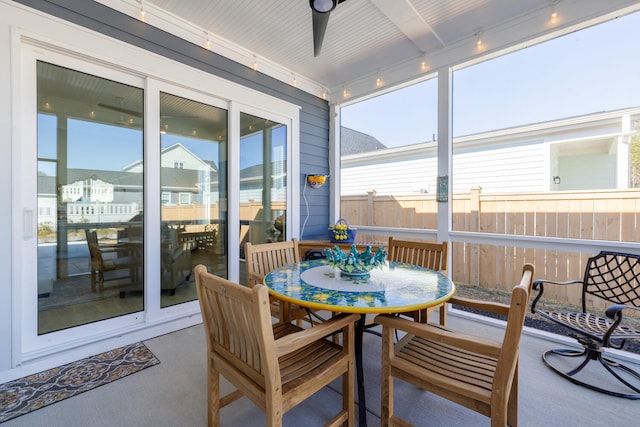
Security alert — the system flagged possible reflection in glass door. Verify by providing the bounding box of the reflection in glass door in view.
[159,92,228,308]
[37,61,144,334]
[239,112,287,284]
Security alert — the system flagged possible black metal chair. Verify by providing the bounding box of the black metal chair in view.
[531,251,640,398]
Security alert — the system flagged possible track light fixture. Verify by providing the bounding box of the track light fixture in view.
[310,0,337,13]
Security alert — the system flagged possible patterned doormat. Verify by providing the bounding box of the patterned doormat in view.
[0,342,160,423]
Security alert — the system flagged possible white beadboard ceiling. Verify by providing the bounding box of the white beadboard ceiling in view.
[98,0,640,102]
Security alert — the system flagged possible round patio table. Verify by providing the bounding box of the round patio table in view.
[264,259,455,427]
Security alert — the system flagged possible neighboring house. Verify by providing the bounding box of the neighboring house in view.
[239,160,287,203]
[341,107,640,195]
[37,142,286,228]
[124,142,216,173]
[38,170,143,227]
[340,127,387,155]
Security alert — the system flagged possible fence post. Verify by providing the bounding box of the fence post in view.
[470,186,482,285]
[367,190,376,226]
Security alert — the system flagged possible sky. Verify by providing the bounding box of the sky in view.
[38,115,285,174]
[341,10,640,148]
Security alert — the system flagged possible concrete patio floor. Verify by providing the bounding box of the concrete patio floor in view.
[3,310,640,426]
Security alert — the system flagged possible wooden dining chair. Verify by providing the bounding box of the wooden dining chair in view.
[375,263,534,427]
[245,238,312,324]
[86,229,134,293]
[387,237,448,324]
[194,265,357,427]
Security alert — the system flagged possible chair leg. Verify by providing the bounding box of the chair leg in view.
[438,303,447,326]
[265,397,283,427]
[381,327,394,426]
[506,363,518,427]
[90,269,97,292]
[209,362,220,427]
[542,344,640,399]
[343,356,355,427]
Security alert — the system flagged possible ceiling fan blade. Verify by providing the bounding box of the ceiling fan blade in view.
[97,103,143,118]
[312,10,331,57]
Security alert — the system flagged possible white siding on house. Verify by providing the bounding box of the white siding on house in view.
[342,140,545,196]
[453,141,546,193]
[340,108,640,196]
[342,155,437,195]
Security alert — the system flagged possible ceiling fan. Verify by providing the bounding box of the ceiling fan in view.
[310,0,346,57]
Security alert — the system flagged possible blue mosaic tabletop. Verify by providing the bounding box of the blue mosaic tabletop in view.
[263,260,455,314]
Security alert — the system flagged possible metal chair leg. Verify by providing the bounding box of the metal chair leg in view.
[542,343,640,399]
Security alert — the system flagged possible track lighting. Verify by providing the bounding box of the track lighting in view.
[138,0,146,22]
[550,0,560,25]
[375,72,383,88]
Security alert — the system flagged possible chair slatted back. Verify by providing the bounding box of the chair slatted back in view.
[87,242,106,270]
[388,237,447,273]
[194,265,277,392]
[387,237,448,324]
[85,229,98,245]
[583,251,640,310]
[245,239,301,287]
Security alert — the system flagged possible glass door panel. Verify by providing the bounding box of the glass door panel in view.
[239,112,287,285]
[159,92,228,308]
[37,61,144,334]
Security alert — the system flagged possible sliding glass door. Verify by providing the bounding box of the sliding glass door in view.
[37,61,144,334]
[159,92,228,308]
[239,112,287,284]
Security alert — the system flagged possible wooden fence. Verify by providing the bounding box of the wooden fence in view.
[342,188,640,310]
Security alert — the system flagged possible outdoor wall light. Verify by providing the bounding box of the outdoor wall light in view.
[311,0,337,13]
[307,174,328,189]
[553,176,561,184]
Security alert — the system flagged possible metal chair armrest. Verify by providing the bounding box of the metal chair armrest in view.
[532,279,582,290]
[606,304,640,321]
[531,279,583,313]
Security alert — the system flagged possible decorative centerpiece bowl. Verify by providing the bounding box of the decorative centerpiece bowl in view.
[324,245,387,278]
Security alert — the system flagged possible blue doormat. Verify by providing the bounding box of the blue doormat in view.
[0,342,160,423]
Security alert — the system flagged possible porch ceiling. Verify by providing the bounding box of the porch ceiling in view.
[100,0,639,101]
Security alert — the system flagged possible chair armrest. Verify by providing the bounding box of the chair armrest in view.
[531,279,583,313]
[247,272,265,287]
[375,314,502,358]
[606,305,640,321]
[448,296,510,317]
[532,279,582,290]
[275,313,359,357]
